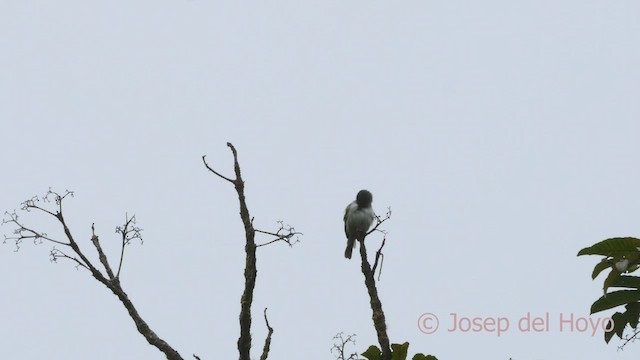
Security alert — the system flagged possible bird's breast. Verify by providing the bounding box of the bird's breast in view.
[346,209,374,232]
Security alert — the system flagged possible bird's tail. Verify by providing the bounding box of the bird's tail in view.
[345,238,355,259]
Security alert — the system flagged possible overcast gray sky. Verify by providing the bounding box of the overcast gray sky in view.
[1,1,639,359]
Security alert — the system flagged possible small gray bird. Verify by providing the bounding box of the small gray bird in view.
[344,190,375,259]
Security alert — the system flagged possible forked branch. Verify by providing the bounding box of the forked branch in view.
[203,143,299,360]
[256,221,302,248]
[331,332,364,360]
[203,143,257,360]
[115,214,142,279]
[2,189,183,360]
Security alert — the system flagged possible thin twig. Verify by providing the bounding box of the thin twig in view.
[366,207,392,237]
[372,235,386,280]
[115,214,142,279]
[50,247,89,270]
[255,222,302,248]
[259,308,274,360]
[620,329,640,350]
[369,208,390,279]
[202,155,235,183]
[2,211,70,250]
[330,332,362,360]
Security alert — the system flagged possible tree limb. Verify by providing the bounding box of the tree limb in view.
[255,221,301,248]
[4,189,184,360]
[359,240,391,360]
[90,223,116,280]
[330,332,363,360]
[204,143,257,360]
[371,235,386,280]
[259,308,274,360]
[202,155,234,183]
[115,214,142,279]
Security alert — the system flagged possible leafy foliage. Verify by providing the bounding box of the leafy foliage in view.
[360,342,437,360]
[578,237,640,344]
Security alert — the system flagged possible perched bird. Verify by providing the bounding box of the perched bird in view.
[344,190,375,259]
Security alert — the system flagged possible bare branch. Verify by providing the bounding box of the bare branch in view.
[3,189,184,360]
[106,281,184,360]
[90,224,116,280]
[205,143,290,360]
[31,188,75,216]
[367,207,391,237]
[259,308,274,360]
[4,189,103,278]
[619,328,640,350]
[355,206,392,360]
[2,210,70,251]
[21,195,57,217]
[205,143,256,360]
[331,332,363,360]
[372,235,386,280]
[50,247,89,270]
[202,155,235,183]
[256,221,302,248]
[115,214,143,279]
[367,207,390,280]
[358,239,391,360]
[193,355,202,360]
[204,143,303,360]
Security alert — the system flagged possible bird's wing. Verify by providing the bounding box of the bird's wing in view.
[365,207,376,231]
[344,202,357,238]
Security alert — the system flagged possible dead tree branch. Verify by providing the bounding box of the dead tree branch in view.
[2,189,183,360]
[259,308,274,360]
[203,143,299,360]
[619,328,640,350]
[366,207,391,237]
[358,207,392,360]
[202,153,234,183]
[91,223,116,280]
[256,221,302,248]
[115,214,142,279]
[371,235,386,281]
[203,143,257,360]
[3,208,69,250]
[331,332,363,360]
[50,247,89,270]
[369,208,391,280]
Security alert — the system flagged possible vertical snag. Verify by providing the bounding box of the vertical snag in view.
[359,239,391,360]
[203,143,257,360]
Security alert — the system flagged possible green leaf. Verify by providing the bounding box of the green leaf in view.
[613,311,629,338]
[577,237,640,257]
[591,290,640,314]
[592,260,612,279]
[391,342,409,360]
[626,302,640,328]
[604,314,616,344]
[362,346,382,360]
[412,355,438,360]
[609,275,640,289]
[603,269,622,294]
